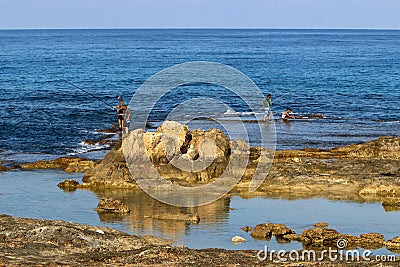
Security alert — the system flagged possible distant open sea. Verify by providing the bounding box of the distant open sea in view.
[0,29,399,161]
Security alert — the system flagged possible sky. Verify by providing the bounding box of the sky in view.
[0,0,399,29]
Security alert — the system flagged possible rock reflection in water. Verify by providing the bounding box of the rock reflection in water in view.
[92,188,231,239]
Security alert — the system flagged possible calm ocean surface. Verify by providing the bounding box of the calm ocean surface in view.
[1,29,400,159]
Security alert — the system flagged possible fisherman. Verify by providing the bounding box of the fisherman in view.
[262,94,272,121]
[114,96,127,131]
[282,108,296,121]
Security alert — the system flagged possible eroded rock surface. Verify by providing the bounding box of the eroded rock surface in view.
[251,223,295,240]
[20,156,95,173]
[1,214,399,266]
[78,121,400,203]
[95,197,130,213]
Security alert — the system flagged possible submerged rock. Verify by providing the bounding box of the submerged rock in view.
[241,226,252,232]
[0,165,9,171]
[95,197,130,214]
[150,213,200,223]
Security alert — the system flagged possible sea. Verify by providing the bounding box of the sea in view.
[0,29,399,162]
[1,29,400,253]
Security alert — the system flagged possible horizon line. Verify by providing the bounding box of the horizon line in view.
[0,27,399,31]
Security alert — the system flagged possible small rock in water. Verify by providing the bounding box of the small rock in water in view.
[0,165,9,171]
[251,223,295,239]
[241,226,252,232]
[231,236,247,244]
[314,222,329,228]
[57,179,80,192]
[95,197,130,213]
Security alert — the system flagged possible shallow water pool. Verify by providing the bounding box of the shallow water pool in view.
[1,169,399,256]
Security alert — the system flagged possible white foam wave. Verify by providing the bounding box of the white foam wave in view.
[223,109,262,116]
[68,141,111,156]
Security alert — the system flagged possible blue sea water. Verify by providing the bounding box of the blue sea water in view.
[0,29,399,159]
[1,30,400,254]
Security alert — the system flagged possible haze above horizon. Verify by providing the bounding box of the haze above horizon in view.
[0,0,399,30]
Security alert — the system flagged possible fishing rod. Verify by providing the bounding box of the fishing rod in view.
[272,91,292,104]
[62,80,115,109]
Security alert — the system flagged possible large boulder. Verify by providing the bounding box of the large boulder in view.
[83,121,249,188]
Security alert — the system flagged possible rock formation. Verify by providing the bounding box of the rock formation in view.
[20,156,95,173]
[4,214,393,266]
[79,122,400,203]
[57,179,80,192]
[95,197,130,213]
[250,223,295,240]
[82,121,256,189]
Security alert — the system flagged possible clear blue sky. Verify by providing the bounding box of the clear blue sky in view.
[0,0,399,29]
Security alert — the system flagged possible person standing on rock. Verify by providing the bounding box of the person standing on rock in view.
[114,96,127,131]
[262,94,272,121]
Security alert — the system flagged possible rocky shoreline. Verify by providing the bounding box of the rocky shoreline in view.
[1,214,399,266]
[18,121,399,204]
[2,121,400,266]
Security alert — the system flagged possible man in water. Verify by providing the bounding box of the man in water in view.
[282,108,296,121]
[262,94,272,121]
